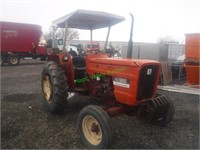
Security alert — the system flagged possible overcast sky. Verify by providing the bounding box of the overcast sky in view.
[1,0,200,43]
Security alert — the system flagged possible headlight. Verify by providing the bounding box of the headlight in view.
[63,55,68,61]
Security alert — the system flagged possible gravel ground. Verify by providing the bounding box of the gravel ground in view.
[1,59,199,149]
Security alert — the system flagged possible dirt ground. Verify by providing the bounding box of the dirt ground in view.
[1,59,199,149]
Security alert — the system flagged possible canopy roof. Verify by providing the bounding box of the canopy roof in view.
[52,9,125,30]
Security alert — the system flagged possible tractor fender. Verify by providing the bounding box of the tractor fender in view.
[47,53,69,67]
[47,53,75,89]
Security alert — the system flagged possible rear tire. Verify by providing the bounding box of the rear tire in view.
[41,61,68,113]
[7,55,20,65]
[77,105,113,149]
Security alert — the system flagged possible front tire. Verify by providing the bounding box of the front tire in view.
[41,61,68,113]
[145,97,175,127]
[7,55,20,65]
[153,102,175,127]
[77,105,113,149]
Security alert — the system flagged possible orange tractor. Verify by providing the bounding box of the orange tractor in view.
[41,10,174,149]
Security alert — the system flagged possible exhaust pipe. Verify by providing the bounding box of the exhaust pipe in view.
[127,13,134,58]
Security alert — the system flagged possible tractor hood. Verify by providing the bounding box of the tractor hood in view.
[85,53,161,106]
[86,54,160,68]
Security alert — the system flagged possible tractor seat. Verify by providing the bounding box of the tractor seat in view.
[72,56,86,70]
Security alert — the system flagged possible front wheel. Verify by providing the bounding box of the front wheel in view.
[153,102,175,127]
[7,55,20,65]
[41,61,68,113]
[77,105,113,149]
[145,97,175,127]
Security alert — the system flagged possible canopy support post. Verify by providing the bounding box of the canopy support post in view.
[104,26,111,50]
[90,29,93,51]
[63,21,68,50]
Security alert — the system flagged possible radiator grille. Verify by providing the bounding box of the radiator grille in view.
[137,65,158,100]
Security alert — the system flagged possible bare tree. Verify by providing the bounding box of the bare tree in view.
[157,36,178,43]
[56,28,79,41]
[42,29,79,42]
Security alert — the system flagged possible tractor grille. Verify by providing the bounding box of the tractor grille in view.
[137,65,159,100]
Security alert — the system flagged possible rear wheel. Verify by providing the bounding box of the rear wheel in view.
[41,61,68,113]
[78,105,113,149]
[7,55,20,65]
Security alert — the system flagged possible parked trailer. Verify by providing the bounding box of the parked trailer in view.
[0,21,47,65]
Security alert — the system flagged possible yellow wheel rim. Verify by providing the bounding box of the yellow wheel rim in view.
[82,115,102,145]
[43,75,52,102]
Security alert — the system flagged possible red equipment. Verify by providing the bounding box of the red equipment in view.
[0,21,47,65]
[41,10,174,149]
[184,33,200,85]
[86,42,100,51]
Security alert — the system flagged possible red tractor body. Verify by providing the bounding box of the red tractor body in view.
[48,52,160,106]
[42,10,174,149]
[86,54,160,105]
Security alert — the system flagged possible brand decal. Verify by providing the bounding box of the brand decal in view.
[74,67,126,84]
[147,68,152,75]
[3,30,19,38]
[113,77,130,88]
